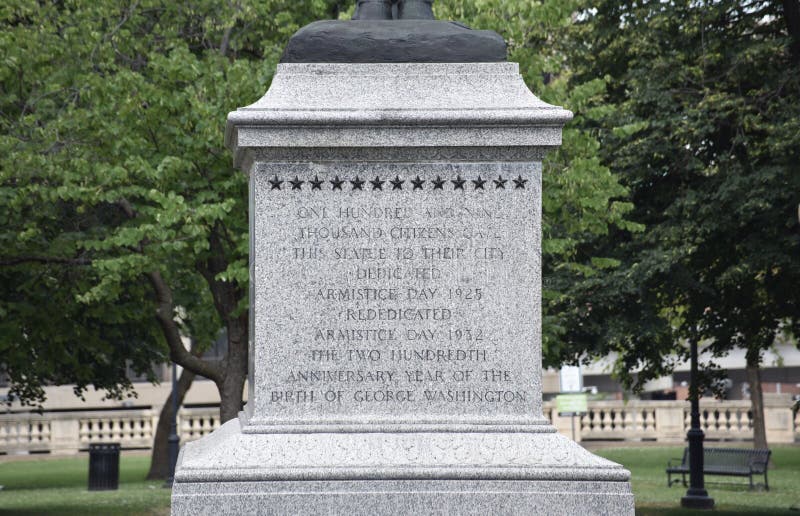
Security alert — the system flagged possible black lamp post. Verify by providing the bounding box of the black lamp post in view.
[681,338,714,509]
[164,361,180,488]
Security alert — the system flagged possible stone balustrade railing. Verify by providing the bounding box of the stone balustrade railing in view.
[1,400,797,455]
[0,407,218,455]
[545,398,798,444]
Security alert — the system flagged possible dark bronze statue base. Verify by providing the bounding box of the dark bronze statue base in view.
[280,21,506,64]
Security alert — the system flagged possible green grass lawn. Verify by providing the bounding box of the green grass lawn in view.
[0,446,798,515]
[596,445,800,515]
[0,454,170,515]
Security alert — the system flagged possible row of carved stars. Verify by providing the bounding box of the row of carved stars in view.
[267,175,529,191]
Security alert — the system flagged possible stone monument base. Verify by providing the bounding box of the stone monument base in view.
[171,419,634,515]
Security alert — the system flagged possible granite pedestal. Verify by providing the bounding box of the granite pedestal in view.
[171,62,634,515]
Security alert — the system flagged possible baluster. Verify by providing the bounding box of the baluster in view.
[579,412,589,437]
[79,420,88,443]
[179,415,187,439]
[623,410,634,432]
[13,420,21,444]
[602,410,612,432]
[743,409,752,430]
[120,418,129,442]
[32,421,43,442]
[642,409,652,431]
[743,408,752,431]
[10,421,18,445]
[186,415,195,438]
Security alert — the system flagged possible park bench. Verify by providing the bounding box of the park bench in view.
[666,447,771,490]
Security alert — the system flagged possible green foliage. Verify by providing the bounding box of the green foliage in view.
[437,0,639,359]
[0,0,342,406]
[558,0,800,389]
[1,0,634,406]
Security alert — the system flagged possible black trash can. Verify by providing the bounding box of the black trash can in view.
[88,443,120,491]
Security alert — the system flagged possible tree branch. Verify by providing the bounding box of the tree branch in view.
[116,197,222,382]
[0,256,91,267]
[220,26,233,57]
[145,269,223,383]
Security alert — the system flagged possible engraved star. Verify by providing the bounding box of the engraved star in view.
[432,176,445,190]
[351,176,365,190]
[330,176,345,190]
[452,175,466,190]
[494,176,507,189]
[370,176,385,190]
[513,175,528,189]
[472,176,487,190]
[390,176,404,190]
[411,176,425,190]
[269,176,283,190]
[289,176,304,191]
[309,176,323,190]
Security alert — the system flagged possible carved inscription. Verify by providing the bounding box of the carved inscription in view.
[256,165,540,419]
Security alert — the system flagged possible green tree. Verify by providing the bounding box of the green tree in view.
[1,0,345,476]
[560,0,800,448]
[436,0,641,359]
[1,0,346,413]
[2,0,634,418]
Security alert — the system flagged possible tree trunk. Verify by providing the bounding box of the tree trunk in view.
[146,365,197,480]
[197,225,249,423]
[783,0,800,64]
[218,369,247,423]
[217,314,249,423]
[745,348,768,449]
